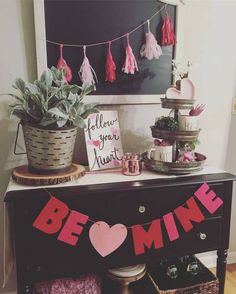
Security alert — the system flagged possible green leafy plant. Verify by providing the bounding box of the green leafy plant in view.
[3,67,99,128]
[155,116,178,131]
[178,140,200,151]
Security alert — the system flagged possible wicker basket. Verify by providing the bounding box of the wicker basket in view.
[20,122,78,173]
[147,259,219,294]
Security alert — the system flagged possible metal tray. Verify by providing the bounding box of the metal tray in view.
[161,98,195,110]
[150,126,200,141]
[143,152,206,175]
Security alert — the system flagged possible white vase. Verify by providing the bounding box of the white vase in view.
[178,115,199,131]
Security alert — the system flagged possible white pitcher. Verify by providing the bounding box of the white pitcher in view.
[147,145,173,162]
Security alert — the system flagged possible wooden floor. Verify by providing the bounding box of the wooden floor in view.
[211,264,236,294]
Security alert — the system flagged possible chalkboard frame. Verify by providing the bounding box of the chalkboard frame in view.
[33,0,186,105]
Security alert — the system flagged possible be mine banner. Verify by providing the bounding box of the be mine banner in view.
[33,182,223,257]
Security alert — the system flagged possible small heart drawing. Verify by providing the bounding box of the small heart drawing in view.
[87,139,100,147]
[166,78,195,100]
[89,221,127,257]
[93,140,100,147]
[111,127,118,135]
[113,160,120,167]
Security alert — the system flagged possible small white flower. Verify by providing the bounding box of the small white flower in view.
[172,60,193,79]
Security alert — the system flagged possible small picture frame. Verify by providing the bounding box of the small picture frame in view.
[84,111,124,170]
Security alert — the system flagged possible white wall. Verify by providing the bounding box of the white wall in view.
[179,0,236,254]
[0,0,236,293]
[0,0,37,293]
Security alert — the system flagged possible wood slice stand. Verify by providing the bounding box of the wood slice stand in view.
[12,163,85,186]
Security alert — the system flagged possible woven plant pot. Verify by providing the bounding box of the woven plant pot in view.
[20,122,78,173]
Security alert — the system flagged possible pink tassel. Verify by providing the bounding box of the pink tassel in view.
[122,34,139,74]
[140,20,162,60]
[79,46,97,86]
[105,42,116,82]
[57,44,72,82]
[161,6,176,46]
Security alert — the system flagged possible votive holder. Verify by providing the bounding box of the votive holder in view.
[122,153,142,176]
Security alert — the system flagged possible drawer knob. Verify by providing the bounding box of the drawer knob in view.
[199,232,207,240]
[139,205,146,213]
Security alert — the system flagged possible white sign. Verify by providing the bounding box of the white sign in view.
[84,111,124,170]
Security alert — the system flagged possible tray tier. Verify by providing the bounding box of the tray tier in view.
[143,152,206,175]
[161,98,195,110]
[150,126,200,141]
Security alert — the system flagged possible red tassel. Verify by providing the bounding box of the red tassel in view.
[57,44,73,82]
[161,6,176,46]
[105,42,116,82]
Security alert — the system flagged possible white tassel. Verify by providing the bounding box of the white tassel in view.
[140,20,162,60]
[79,46,97,87]
[122,33,139,74]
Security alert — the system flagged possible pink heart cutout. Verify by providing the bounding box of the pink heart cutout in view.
[166,78,195,99]
[89,221,127,257]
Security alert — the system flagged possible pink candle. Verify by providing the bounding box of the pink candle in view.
[122,153,142,176]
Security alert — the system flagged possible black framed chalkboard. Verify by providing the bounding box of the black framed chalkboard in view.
[44,0,176,95]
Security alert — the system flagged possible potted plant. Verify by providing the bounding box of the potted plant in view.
[3,66,99,173]
[150,116,178,146]
[154,116,178,131]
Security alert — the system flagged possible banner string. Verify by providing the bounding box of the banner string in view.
[43,4,166,48]
[43,187,199,230]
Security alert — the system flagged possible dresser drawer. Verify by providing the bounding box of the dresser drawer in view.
[105,183,225,225]
[173,217,222,251]
[148,216,223,263]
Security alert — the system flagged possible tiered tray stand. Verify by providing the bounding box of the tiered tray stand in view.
[144,98,206,174]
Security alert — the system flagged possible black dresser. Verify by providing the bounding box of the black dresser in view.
[4,171,236,294]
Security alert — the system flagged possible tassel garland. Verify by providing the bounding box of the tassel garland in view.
[57,44,73,82]
[140,20,162,60]
[161,7,176,46]
[122,34,139,74]
[53,5,177,86]
[105,42,116,82]
[79,46,98,87]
